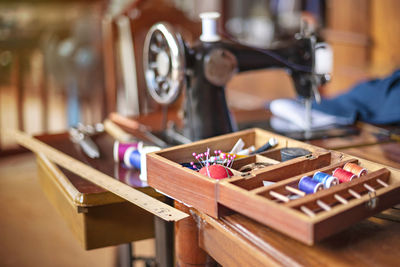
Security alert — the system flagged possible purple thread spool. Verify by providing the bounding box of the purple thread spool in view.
[113,141,142,162]
[124,147,141,169]
[299,176,324,194]
[313,171,339,188]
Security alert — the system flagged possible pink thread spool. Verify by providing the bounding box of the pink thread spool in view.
[113,141,143,162]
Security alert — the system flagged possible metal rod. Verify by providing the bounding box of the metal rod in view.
[377,178,389,187]
[334,194,348,204]
[285,185,306,197]
[304,98,312,140]
[364,183,376,193]
[300,206,316,217]
[269,190,290,203]
[316,200,331,211]
[348,189,362,199]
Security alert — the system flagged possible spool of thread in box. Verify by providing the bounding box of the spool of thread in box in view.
[113,141,143,162]
[299,176,324,194]
[343,162,367,177]
[124,146,161,181]
[333,168,356,183]
[312,172,339,188]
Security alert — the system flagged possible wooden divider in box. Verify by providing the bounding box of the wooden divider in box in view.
[146,128,400,244]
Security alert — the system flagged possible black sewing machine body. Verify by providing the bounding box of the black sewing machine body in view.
[143,13,329,141]
[183,38,316,140]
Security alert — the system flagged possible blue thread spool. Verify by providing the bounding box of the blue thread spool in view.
[298,176,324,194]
[313,171,339,188]
[124,147,141,169]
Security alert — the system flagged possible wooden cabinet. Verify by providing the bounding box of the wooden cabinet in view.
[324,0,400,96]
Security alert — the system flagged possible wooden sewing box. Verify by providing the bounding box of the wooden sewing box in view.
[147,128,400,245]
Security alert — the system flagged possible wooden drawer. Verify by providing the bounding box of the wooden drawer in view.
[147,128,400,245]
[36,154,161,250]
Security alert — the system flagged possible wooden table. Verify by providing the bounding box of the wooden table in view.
[195,206,400,266]
[39,113,399,266]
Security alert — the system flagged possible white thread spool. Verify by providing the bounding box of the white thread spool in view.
[315,42,333,74]
[200,12,221,42]
[139,146,161,181]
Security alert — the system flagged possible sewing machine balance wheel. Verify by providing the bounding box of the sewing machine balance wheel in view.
[143,22,186,105]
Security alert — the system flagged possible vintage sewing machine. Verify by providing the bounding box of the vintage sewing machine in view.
[143,12,332,141]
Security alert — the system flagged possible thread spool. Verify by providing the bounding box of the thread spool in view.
[312,171,339,188]
[343,162,367,177]
[113,141,142,162]
[333,168,356,183]
[124,147,141,169]
[139,146,161,181]
[298,176,324,194]
[123,145,161,174]
[199,12,221,42]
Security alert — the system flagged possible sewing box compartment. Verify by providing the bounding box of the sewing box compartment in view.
[146,128,400,244]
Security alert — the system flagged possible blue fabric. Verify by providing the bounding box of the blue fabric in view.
[313,69,400,125]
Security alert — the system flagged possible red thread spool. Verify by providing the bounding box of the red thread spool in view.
[343,162,367,177]
[333,168,356,183]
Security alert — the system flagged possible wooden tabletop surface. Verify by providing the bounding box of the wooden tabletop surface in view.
[108,112,400,266]
[195,207,400,266]
[37,111,400,266]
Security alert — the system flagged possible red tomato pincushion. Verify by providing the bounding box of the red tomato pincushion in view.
[199,164,233,179]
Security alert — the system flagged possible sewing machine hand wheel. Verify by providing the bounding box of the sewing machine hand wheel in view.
[143,22,185,105]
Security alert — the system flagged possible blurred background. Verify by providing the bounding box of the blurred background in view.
[1,0,399,153]
[0,1,399,266]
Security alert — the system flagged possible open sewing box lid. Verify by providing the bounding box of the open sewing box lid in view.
[34,133,160,249]
[146,128,400,245]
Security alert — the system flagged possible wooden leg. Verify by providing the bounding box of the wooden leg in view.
[174,201,217,267]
